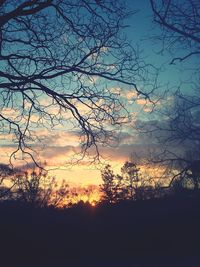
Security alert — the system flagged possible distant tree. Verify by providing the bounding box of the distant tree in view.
[100,164,117,203]
[100,161,154,202]
[173,159,200,192]
[121,161,140,200]
[45,178,69,208]
[0,163,13,184]
[13,169,69,207]
[114,174,127,201]
[0,0,153,166]
[0,164,16,199]
[82,185,99,205]
[67,184,99,206]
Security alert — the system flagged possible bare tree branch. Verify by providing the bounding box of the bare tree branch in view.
[0,0,154,166]
[150,0,200,62]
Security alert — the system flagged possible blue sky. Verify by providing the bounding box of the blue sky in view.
[126,0,199,94]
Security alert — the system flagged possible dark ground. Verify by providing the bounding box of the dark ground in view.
[1,194,200,267]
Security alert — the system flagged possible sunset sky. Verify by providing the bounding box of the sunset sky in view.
[0,0,198,188]
[1,3,200,266]
[50,1,197,186]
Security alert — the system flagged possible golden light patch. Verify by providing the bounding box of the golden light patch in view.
[136,98,147,105]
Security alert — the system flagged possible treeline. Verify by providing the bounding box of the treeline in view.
[100,161,198,203]
[1,188,200,266]
[1,163,200,266]
[0,164,101,207]
[101,162,155,203]
[0,161,198,208]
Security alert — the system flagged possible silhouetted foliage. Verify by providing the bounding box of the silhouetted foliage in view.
[121,161,140,200]
[0,163,16,199]
[67,184,99,206]
[100,161,156,202]
[100,164,117,203]
[9,169,69,207]
[150,0,200,64]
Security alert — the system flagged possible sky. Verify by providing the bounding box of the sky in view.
[45,0,193,186]
[1,0,199,188]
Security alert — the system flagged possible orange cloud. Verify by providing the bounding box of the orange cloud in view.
[136,98,147,105]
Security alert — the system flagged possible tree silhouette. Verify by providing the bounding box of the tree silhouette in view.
[150,0,200,64]
[141,0,200,191]
[12,169,69,207]
[0,163,17,199]
[0,0,153,165]
[121,161,139,200]
[67,184,99,206]
[100,161,153,202]
[100,164,117,203]
[138,92,200,192]
[121,161,153,200]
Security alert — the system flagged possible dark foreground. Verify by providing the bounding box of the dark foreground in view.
[1,194,200,267]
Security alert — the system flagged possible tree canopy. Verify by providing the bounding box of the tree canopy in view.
[0,0,152,166]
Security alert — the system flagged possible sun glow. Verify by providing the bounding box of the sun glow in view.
[90,201,96,207]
